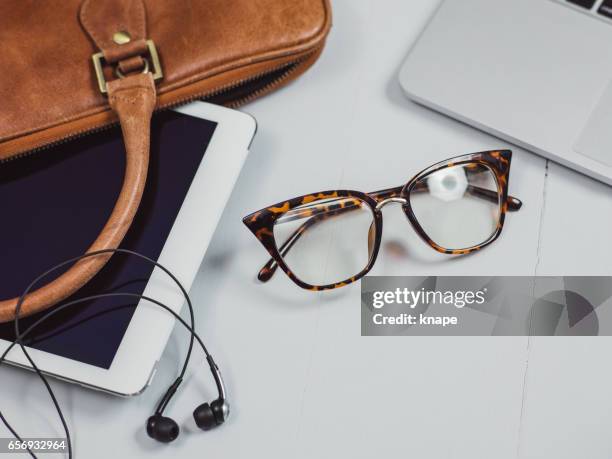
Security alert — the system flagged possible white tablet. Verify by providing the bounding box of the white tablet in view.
[0,102,256,396]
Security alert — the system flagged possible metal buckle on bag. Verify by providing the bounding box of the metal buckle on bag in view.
[92,39,163,94]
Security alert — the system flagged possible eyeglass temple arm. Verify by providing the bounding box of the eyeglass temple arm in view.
[257,185,523,282]
[408,182,522,211]
[468,186,522,210]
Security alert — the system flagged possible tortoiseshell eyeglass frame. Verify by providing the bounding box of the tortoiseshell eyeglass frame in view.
[243,150,522,291]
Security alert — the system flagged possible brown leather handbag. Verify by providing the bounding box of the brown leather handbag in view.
[0,0,331,322]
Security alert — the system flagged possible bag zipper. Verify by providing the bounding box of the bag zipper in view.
[0,51,314,164]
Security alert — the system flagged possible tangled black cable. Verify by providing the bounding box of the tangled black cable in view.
[0,249,213,458]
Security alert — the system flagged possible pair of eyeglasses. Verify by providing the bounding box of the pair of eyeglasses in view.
[243,150,522,291]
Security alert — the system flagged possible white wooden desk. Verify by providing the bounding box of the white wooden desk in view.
[3,1,612,458]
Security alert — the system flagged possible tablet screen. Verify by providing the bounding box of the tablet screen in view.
[0,111,217,369]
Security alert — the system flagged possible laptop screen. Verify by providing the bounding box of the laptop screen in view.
[0,110,217,369]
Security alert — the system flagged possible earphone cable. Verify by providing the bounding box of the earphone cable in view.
[0,292,213,459]
[0,249,217,458]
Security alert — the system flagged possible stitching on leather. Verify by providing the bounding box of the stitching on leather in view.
[80,0,105,49]
[109,85,154,97]
[110,95,149,105]
[136,0,146,37]
[109,81,155,107]
[111,86,154,93]
[110,90,153,104]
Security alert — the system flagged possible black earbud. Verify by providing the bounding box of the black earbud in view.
[145,324,229,443]
[146,414,180,443]
[192,355,230,431]
[193,398,229,430]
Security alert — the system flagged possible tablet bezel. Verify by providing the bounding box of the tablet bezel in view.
[0,101,256,396]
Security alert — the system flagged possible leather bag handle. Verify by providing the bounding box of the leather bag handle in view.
[0,73,155,322]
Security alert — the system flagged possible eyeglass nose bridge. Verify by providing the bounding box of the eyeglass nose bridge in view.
[375,197,407,211]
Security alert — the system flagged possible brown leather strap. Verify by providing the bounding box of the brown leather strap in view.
[0,73,155,322]
[80,0,147,58]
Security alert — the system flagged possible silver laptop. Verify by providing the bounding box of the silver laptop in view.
[399,0,612,185]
